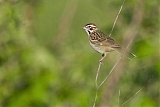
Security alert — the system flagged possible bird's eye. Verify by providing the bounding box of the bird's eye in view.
[90,27,95,30]
[90,27,93,30]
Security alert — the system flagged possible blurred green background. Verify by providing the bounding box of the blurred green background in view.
[0,0,159,107]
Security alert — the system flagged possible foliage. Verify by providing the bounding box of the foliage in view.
[0,0,159,107]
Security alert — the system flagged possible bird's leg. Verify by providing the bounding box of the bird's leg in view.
[99,53,107,63]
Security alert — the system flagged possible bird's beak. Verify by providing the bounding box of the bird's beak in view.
[82,26,86,30]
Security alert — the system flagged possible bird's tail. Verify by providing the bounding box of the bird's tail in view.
[128,52,137,59]
[114,47,136,59]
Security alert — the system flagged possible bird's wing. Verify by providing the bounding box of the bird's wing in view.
[97,31,121,47]
[96,31,136,58]
[90,31,121,49]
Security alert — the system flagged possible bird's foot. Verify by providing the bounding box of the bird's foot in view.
[99,59,103,64]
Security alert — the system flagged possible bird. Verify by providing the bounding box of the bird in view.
[82,23,136,62]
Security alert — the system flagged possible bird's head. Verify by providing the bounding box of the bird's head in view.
[83,23,98,35]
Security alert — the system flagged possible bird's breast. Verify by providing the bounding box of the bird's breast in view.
[89,40,113,54]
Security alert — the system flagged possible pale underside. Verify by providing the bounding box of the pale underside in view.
[89,40,114,54]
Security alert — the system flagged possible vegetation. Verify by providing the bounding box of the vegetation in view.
[0,0,159,107]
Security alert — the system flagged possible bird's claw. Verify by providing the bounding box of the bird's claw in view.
[99,60,103,64]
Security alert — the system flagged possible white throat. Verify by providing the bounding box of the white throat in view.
[85,29,94,36]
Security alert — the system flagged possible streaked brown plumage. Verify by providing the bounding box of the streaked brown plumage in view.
[83,23,136,62]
